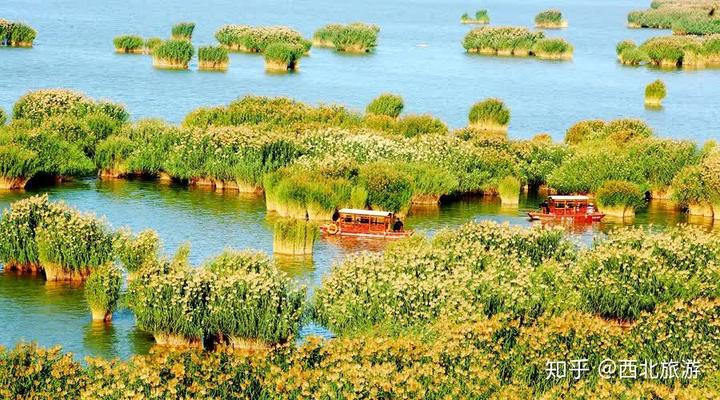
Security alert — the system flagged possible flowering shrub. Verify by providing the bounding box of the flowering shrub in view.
[112,228,161,274]
[215,25,310,53]
[12,89,128,126]
[366,93,404,118]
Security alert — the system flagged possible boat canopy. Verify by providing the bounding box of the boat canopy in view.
[337,208,394,217]
[547,195,590,201]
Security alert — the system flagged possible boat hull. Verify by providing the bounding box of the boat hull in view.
[527,212,605,222]
[320,226,412,239]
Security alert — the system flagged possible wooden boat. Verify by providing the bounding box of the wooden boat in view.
[320,208,412,239]
[528,195,605,222]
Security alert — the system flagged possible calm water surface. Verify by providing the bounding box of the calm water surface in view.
[0,179,715,360]
[1,0,719,141]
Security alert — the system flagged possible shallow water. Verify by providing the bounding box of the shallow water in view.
[1,0,719,142]
[0,179,715,360]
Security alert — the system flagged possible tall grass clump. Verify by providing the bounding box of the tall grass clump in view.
[113,35,144,54]
[0,195,68,273]
[0,107,6,125]
[531,38,573,59]
[113,228,161,279]
[0,21,36,47]
[198,45,229,71]
[171,22,195,40]
[616,39,650,65]
[144,37,162,54]
[12,89,128,126]
[84,264,122,322]
[94,135,134,177]
[468,98,510,132]
[461,10,490,24]
[366,93,404,118]
[273,218,318,255]
[645,79,667,106]
[359,162,414,214]
[497,175,521,205]
[312,23,379,53]
[639,35,702,68]
[204,250,306,348]
[0,144,39,189]
[263,41,304,72]
[215,25,310,53]
[463,26,545,57]
[535,9,568,28]
[152,39,194,70]
[595,180,646,218]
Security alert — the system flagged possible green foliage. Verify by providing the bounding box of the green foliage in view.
[215,25,310,53]
[144,37,162,53]
[0,144,39,179]
[463,26,545,54]
[391,114,448,137]
[84,264,122,315]
[497,175,521,200]
[595,180,646,209]
[12,89,128,126]
[113,35,144,52]
[0,343,84,399]
[468,98,510,127]
[620,47,650,65]
[645,79,667,100]
[113,228,161,273]
[94,135,134,172]
[535,9,565,26]
[366,93,404,118]
[616,39,636,55]
[672,165,708,204]
[0,108,6,125]
[171,22,195,40]
[532,38,573,55]
[153,39,194,65]
[0,21,36,45]
[359,162,414,213]
[198,45,228,63]
[565,120,606,145]
[263,41,304,67]
[313,23,379,52]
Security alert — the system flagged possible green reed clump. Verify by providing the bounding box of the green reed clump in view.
[366,93,404,118]
[152,39,194,69]
[84,264,122,322]
[113,228,161,275]
[497,175,521,205]
[463,26,545,56]
[35,207,114,281]
[144,37,162,54]
[12,89,128,126]
[313,23,379,53]
[595,180,646,216]
[616,39,636,56]
[672,14,720,35]
[198,45,229,66]
[171,22,195,40]
[0,108,6,125]
[0,144,39,181]
[0,195,69,269]
[645,79,667,106]
[359,162,414,213]
[531,38,573,59]
[205,250,306,345]
[564,120,607,145]
[0,21,36,47]
[94,135,134,176]
[272,218,319,255]
[535,9,567,28]
[461,10,490,24]
[263,41,304,71]
[468,98,511,131]
[391,114,448,137]
[215,25,310,53]
[639,35,701,67]
[399,161,458,202]
[113,35,144,53]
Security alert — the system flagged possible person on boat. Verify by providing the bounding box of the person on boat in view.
[393,219,404,232]
[588,203,595,213]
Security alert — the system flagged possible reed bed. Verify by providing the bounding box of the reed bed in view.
[463,26,545,57]
[0,20,36,47]
[112,228,161,278]
[198,45,229,71]
[312,23,379,53]
[215,25,310,53]
[272,218,319,255]
[461,10,490,24]
[0,107,6,125]
[619,34,720,68]
[497,175,521,205]
[468,98,511,132]
[263,41,304,72]
[628,0,720,35]
[532,38,574,60]
[171,22,195,40]
[595,180,646,217]
[365,93,404,118]
[144,37,162,54]
[645,79,667,106]
[84,264,121,321]
[152,39,194,69]
[535,9,567,28]
[113,35,144,54]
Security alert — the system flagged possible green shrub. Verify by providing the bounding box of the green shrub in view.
[263,41,304,70]
[113,35,144,52]
[468,98,510,130]
[359,162,413,213]
[0,108,6,125]
[497,175,521,203]
[398,162,458,198]
[198,45,229,63]
[616,39,636,55]
[313,23,379,52]
[171,22,195,40]
[392,114,448,137]
[672,165,708,205]
[0,144,39,180]
[564,120,606,145]
[84,264,122,321]
[366,93,404,118]
[205,250,306,344]
[619,47,649,65]
[215,25,310,53]
[534,9,566,27]
[94,135,134,173]
[144,37,162,53]
[153,39,194,67]
[672,14,720,35]
[462,10,490,23]
[463,26,544,54]
[645,79,667,102]
[113,228,161,274]
[12,89,128,126]
[595,180,646,209]
[531,38,573,58]
[7,22,36,46]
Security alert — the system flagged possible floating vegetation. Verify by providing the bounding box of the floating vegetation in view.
[152,39,194,69]
[628,0,720,35]
[463,26,572,60]
[171,22,195,41]
[461,10,490,25]
[595,180,646,217]
[84,264,122,322]
[645,79,667,106]
[312,23,379,53]
[365,93,404,118]
[198,45,229,71]
[535,9,567,29]
[215,25,310,53]
[468,98,511,132]
[0,19,36,47]
[263,41,304,72]
[618,34,720,69]
[113,35,144,54]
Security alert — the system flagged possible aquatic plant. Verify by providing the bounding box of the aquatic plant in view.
[0,144,39,189]
[144,37,162,54]
[112,228,161,277]
[468,98,510,132]
[171,22,195,40]
[204,250,306,346]
[365,93,404,118]
[198,45,229,71]
[595,180,645,217]
[272,218,318,255]
[313,23,379,53]
[263,41,304,72]
[84,264,122,322]
[0,108,6,125]
[461,10,490,24]
[152,39,194,69]
[535,9,567,28]
[113,35,144,54]
[94,135,134,177]
[531,37,573,59]
[463,26,545,56]
[12,89,128,126]
[359,162,414,214]
[645,79,667,106]
[391,114,448,137]
[497,175,521,205]
[0,21,36,47]
[215,25,310,53]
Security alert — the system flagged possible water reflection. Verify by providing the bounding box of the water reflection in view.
[83,321,118,358]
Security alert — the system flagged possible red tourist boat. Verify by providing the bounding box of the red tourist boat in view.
[320,208,413,239]
[528,195,605,222]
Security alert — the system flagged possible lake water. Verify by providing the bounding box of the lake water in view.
[2,0,719,142]
[0,179,712,360]
[1,0,720,360]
